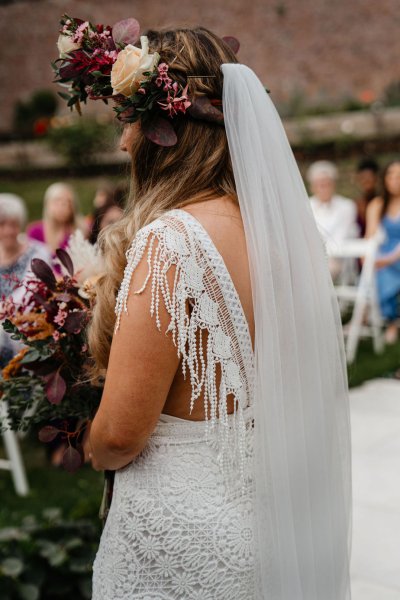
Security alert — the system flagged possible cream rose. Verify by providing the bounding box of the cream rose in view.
[111,36,160,97]
[57,34,81,58]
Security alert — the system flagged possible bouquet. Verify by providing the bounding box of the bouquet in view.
[0,238,103,472]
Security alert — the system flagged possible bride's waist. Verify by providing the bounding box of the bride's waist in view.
[152,405,254,443]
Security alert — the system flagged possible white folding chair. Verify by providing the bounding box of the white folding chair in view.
[328,236,385,363]
[0,400,29,496]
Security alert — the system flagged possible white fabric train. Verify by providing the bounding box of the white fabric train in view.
[222,63,351,599]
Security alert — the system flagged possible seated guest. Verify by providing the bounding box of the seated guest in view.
[86,180,116,232]
[27,182,84,254]
[0,194,50,366]
[308,161,358,245]
[88,182,127,245]
[93,180,115,210]
[308,161,358,278]
[89,201,124,245]
[365,160,400,344]
[355,158,380,236]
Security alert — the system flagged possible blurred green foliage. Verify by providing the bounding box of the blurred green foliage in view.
[47,120,115,168]
[0,510,100,600]
[384,80,400,107]
[0,438,102,599]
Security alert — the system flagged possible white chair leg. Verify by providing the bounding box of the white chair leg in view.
[369,289,385,354]
[1,429,29,496]
[1,402,29,497]
[346,297,367,364]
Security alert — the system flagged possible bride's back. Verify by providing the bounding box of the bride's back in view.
[163,195,255,420]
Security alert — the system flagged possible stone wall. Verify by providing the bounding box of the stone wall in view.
[0,0,399,132]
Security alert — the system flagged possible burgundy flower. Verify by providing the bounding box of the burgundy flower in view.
[59,46,117,83]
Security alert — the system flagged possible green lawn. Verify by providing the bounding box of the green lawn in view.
[0,438,103,528]
[0,176,125,222]
[0,465,103,528]
[348,338,400,387]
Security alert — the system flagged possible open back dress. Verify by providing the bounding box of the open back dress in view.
[92,209,256,600]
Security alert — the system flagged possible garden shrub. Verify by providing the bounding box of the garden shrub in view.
[0,509,100,600]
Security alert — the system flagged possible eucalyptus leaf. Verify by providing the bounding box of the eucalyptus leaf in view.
[142,116,177,147]
[38,425,59,443]
[62,446,83,473]
[21,349,41,364]
[55,248,74,276]
[58,92,71,101]
[222,36,240,54]
[31,258,57,290]
[112,18,140,46]
[44,370,67,405]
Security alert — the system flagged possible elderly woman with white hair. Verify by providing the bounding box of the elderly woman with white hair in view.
[307,161,358,278]
[0,193,50,366]
[26,182,85,254]
[308,161,358,245]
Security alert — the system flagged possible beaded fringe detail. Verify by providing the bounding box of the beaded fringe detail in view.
[115,211,254,485]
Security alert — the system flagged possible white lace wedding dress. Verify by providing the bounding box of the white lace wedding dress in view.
[92,209,256,600]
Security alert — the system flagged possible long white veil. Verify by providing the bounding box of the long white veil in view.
[222,63,352,599]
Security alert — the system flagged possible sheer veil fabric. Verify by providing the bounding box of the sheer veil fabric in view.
[222,64,352,599]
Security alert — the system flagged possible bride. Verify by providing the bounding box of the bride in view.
[84,26,351,600]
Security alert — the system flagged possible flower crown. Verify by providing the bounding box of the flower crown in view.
[53,15,239,147]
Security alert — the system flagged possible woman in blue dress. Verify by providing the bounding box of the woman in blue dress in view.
[366,160,400,343]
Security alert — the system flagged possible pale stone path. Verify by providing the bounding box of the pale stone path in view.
[350,379,400,599]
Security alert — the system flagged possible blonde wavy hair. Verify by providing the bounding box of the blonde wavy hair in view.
[89,27,238,372]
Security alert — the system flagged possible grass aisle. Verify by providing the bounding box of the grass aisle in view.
[348,338,400,388]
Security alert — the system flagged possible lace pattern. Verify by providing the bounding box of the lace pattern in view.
[92,415,256,600]
[115,209,254,479]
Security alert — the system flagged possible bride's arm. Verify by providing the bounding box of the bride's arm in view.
[89,251,180,471]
